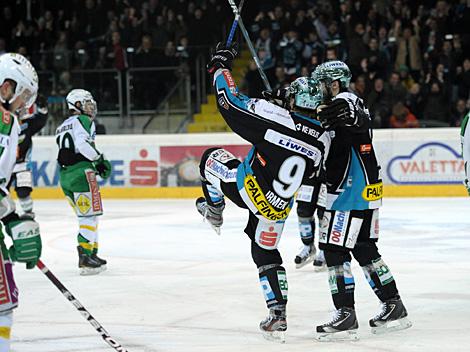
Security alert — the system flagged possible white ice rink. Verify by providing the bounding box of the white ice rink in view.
[10,197,470,352]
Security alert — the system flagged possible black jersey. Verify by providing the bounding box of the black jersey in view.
[213,69,329,220]
[324,92,382,211]
[18,103,48,163]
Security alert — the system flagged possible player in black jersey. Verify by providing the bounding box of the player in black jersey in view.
[310,61,411,340]
[196,43,329,342]
[8,95,48,219]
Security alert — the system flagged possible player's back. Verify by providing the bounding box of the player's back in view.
[212,69,327,220]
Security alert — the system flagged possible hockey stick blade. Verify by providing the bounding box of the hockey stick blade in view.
[36,260,130,352]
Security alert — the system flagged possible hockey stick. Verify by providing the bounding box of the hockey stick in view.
[36,260,130,352]
[226,0,245,46]
[226,0,272,91]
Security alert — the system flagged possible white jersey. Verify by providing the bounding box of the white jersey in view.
[55,114,100,163]
[0,109,21,192]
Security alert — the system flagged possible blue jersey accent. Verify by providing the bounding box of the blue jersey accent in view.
[214,73,251,111]
[236,147,255,191]
[332,148,369,211]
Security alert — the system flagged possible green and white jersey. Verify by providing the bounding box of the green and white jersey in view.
[55,114,100,165]
[0,109,21,190]
[461,111,470,181]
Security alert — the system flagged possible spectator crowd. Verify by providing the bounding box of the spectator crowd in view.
[245,0,469,127]
[0,0,469,128]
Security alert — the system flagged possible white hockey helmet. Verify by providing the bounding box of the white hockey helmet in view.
[0,53,39,109]
[66,89,98,119]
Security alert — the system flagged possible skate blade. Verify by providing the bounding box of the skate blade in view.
[371,317,412,335]
[316,329,359,342]
[295,256,314,269]
[262,330,286,343]
[80,265,107,276]
[313,263,327,272]
[211,224,221,236]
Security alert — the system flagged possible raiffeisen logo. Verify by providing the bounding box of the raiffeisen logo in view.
[387,142,464,184]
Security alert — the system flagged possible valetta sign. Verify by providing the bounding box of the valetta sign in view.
[386,142,464,185]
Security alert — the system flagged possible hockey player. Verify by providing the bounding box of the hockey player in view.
[311,61,411,340]
[8,95,48,219]
[0,53,41,351]
[262,88,327,271]
[461,111,470,195]
[196,43,329,342]
[56,89,111,275]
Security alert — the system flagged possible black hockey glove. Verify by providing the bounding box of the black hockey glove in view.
[262,87,290,108]
[207,42,238,74]
[318,98,357,130]
[94,155,112,179]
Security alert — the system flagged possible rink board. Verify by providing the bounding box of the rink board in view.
[28,128,467,198]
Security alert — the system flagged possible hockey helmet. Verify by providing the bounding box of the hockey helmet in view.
[311,60,352,89]
[289,77,323,112]
[0,53,38,109]
[66,89,98,119]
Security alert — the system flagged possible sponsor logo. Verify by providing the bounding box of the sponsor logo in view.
[0,253,11,305]
[264,129,320,161]
[362,182,383,201]
[222,70,237,95]
[260,276,275,301]
[130,149,158,186]
[206,159,237,181]
[372,258,394,285]
[277,271,288,300]
[244,175,291,221]
[76,194,91,215]
[212,149,235,163]
[86,170,102,212]
[328,268,339,294]
[329,211,348,246]
[218,96,229,110]
[360,144,372,153]
[387,142,464,184]
[259,227,279,248]
[295,123,320,138]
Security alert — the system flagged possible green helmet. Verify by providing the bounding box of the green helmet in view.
[311,60,352,89]
[289,77,323,111]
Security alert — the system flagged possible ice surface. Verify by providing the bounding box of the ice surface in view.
[10,197,470,351]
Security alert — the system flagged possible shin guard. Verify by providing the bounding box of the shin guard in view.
[258,265,288,308]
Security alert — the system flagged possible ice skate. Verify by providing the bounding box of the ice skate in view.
[259,306,287,343]
[195,197,225,235]
[369,297,412,334]
[294,244,316,269]
[316,307,359,341]
[77,246,106,276]
[313,249,326,272]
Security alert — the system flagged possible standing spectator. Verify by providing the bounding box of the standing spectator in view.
[405,83,425,120]
[389,102,420,128]
[422,76,450,125]
[241,61,265,98]
[255,27,276,77]
[302,30,324,66]
[456,58,470,100]
[384,71,407,111]
[152,15,169,48]
[277,29,303,78]
[368,78,390,127]
[188,8,211,55]
[395,19,422,79]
